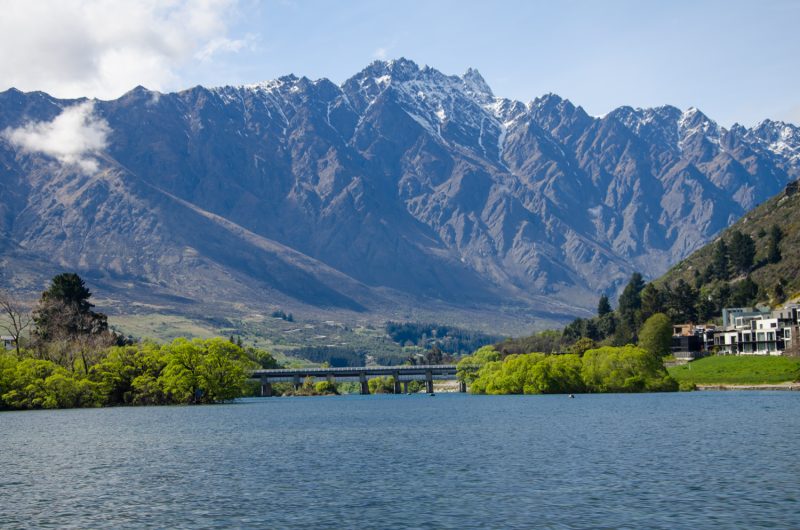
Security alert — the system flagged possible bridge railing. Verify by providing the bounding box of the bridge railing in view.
[251,364,472,396]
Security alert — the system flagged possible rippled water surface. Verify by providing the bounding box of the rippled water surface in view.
[2,392,800,529]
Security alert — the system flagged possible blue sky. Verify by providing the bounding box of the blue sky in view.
[1,0,798,126]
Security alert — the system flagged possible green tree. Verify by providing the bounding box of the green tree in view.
[767,224,783,264]
[32,273,110,343]
[368,376,395,394]
[667,280,698,323]
[523,354,585,394]
[159,338,205,403]
[728,276,759,307]
[197,338,252,402]
[711,239,730,280]
[596,312,617,339]
[639,284,665,321]
[618,273,645,318]
[597,294,612,316]
[728,230,755,274]
[612,319,636,347]
[581,345,676,393]
[773,281,787,304]
[695,292,715,322]
[613,272,646,344]
[567,337,596,356]
[638,313,673,358]
[90,342,164,405]
[1,357,102,409]
[159,338,253,404]
[562,318,586,344]
[314,381,338,394]
[457,345,500,385]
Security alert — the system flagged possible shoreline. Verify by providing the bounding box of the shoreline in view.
[696,382,800,391]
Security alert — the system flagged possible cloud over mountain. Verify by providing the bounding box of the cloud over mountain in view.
[2,101,110,174]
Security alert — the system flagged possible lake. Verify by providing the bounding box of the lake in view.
[1,392,799,529]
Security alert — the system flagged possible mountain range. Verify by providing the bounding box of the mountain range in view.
[1,58,798,334]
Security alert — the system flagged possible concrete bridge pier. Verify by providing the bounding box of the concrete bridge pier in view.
[393,372,401,394]
[459,381,467,393]
[402,381,409,393]
[359,373,369,395]
[425,370,434,394]
[293,375,301,391]
[260,378,273,397]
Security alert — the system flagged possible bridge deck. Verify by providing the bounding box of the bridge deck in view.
[251,365,464,395]
[252,364,458,379]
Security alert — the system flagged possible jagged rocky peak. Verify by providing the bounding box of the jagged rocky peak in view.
[746,119,800,161]
[677,106,722,147]
[607,105,682,142]
[528,93,590,134]
[679,106,718,132]
[357,57,422,84]
[461,67,493,102]
[530,93,585,120]
[749,118,800,142]
[533,92,565,108]
[2,59,800,331]
[236,73,302,94]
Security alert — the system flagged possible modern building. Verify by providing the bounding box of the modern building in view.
[713,303,800,355]
[671,323,715,359]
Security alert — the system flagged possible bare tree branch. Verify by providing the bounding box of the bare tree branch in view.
[0,289,33,356]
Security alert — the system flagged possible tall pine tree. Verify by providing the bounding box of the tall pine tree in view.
[711,239,730,280]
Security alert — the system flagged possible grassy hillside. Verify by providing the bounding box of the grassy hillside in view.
[668,355,800,385]
[657,180,800,304]
[109,312,408,367]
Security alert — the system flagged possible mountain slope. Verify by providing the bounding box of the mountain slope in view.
[657,179,800,301]
[0,59,798,333]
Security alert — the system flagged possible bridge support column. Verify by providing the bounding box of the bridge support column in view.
[360,374,369,395]
[459,380,467,393]
[393,372,401,394]
[293,375,301,391]
[260,378,273,397]
[426,370,434,394]
[402,381,409,393]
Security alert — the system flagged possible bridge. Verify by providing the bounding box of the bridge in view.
[252,365,463,396]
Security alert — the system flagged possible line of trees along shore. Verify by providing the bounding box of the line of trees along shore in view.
[472,279,685,394]
[458,342,678,395]
[0,273,277,410]
[2,271,685,409]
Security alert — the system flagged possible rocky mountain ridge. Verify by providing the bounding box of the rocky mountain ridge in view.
[0,58,798,333]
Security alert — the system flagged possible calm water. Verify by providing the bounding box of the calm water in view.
[1,392,799,529]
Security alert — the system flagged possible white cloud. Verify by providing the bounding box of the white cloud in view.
[0,0,248,99]
[2,101,111,175]
[372,47,389,60]
[195,34,256,62]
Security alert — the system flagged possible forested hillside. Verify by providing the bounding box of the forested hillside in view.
[656,179,800,311]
